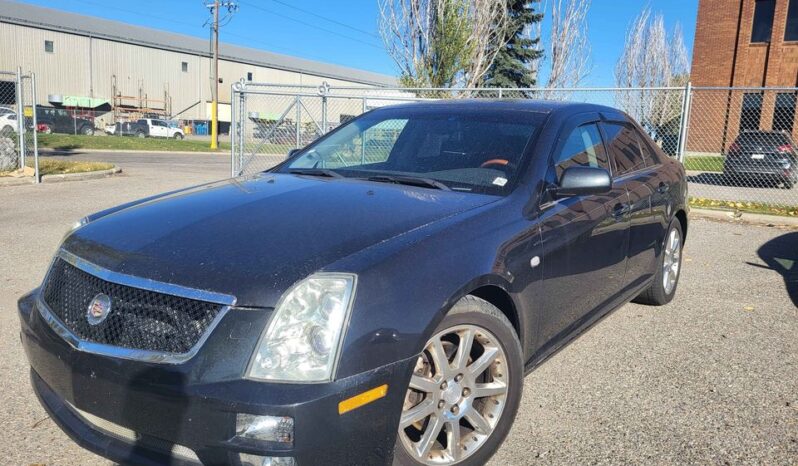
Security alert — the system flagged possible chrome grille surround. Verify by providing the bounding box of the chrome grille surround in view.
[38,249,236,364]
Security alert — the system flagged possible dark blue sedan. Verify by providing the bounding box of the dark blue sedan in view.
[19,100,688,466]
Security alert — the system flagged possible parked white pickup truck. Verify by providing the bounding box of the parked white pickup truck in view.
[143,119,184,139]
[105,118,184,139]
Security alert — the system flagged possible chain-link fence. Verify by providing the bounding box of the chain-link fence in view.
[685,88,798,209]
[231,82,798,211]
[0,68,39,181]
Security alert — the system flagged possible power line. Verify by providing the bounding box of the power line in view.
[69,0,334,62]
[238,1,383,50]
[266,0,381,40]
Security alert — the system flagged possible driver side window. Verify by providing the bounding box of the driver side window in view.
[553,123,608,180]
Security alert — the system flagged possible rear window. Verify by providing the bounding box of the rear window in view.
[736,132,791,146]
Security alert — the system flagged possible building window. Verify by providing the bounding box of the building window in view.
[774,93,797,132]
[740,92,763,132]
[44,40,54,53]
[247,72,253,81]
[786,0,798,41]
[751,0,776,43]
[181,62,188,72]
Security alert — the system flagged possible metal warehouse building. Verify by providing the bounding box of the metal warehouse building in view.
[0,0,394,128]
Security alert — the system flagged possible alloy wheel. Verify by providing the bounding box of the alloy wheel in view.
[662,227,682,295]
[399,324,509,465]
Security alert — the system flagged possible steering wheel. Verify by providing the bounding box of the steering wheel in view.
[480,158,516,171]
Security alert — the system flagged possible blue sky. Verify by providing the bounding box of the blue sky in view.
[18,0,698,86]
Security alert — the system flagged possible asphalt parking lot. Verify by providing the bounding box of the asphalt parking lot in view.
[0,151,796,465]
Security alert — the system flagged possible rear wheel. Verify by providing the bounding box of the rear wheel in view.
[81,126,94,136]
[136,131,146,138]
[634,219,684,306]
[173,132,184,140]
[0,125,12,137]
[393,296,522,466]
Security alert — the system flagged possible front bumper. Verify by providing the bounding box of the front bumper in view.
[19,290,415,465]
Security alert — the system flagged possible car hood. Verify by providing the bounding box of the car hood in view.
[61,173,498,307]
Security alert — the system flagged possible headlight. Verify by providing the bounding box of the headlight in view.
[247,274,356,383]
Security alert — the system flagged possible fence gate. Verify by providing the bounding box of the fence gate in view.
[232,81,798,212]
[0,68,39,181]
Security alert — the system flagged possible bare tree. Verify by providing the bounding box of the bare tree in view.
[378,0,509,91]
[615,7,689,152]
[544,0,592,91]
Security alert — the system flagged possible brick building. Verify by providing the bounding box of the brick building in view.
[690,0,798,152]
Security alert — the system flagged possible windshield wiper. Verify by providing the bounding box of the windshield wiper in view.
[365,174,451,191]
[288,168,343,178]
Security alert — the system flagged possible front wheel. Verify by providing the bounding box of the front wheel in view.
[394,296,522,466]
[81,126,94,136]
[173,132,184,140]
[634,218,684,305]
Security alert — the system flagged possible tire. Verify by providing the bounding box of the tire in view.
[43,125,52,134]
[136,131,146,138]
[634,218,684,306]
[0,125,12,137]
[393,296,523,466]
[81,126,94,136]
[173,133,184,140]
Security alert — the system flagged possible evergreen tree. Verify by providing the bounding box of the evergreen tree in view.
[483,0,543,88]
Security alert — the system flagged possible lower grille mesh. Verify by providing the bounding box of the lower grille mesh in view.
[42,258,224,354]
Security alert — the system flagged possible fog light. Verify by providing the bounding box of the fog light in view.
[236,414,294,444]
[239,454,296,466]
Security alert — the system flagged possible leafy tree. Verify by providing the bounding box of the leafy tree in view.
[483,0,544,88]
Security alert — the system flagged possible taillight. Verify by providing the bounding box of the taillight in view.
[728,142,740,153]
[777,144,792,153]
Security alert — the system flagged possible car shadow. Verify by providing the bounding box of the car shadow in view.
[687,172,780,189]
[747,231,798,307]
[39,148,88,157]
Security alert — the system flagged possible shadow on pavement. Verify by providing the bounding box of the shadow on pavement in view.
[748,231,798,307]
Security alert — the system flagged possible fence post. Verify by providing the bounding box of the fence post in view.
[15,67,24,168]
[321,95,328,134]
[31,73,39,183]
[230,83,237,178]
[295,95,301,148]
[498,89,503,99]
[676,81,692,163]
[239,83,246,175]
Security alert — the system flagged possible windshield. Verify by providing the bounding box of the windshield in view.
[277,106,544,195]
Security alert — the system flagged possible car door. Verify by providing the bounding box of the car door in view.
[54,109,71,133]
[150,120,166,137]
[600,117,659,289]
[536,114,631,346]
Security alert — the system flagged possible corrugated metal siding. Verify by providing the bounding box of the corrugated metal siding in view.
[0,21,390,122]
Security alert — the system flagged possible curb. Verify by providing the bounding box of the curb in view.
[0,166,122,187]
[41,166,123,183]
[39,148,227,156]
[690,207,798,228]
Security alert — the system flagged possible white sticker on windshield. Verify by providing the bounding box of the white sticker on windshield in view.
[493,177,508,187]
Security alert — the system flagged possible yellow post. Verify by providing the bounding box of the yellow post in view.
[210,100,218,149]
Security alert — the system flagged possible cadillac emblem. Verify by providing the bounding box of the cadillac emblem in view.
[86,293,112,325]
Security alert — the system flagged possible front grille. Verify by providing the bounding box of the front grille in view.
[42,258,225,354]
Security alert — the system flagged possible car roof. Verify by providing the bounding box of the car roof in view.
[375,99,623,118]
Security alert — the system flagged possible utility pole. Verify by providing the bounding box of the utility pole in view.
[205,1,237,150]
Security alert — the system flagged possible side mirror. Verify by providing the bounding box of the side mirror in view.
[554,166,612,198]
[287,148,301,158]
